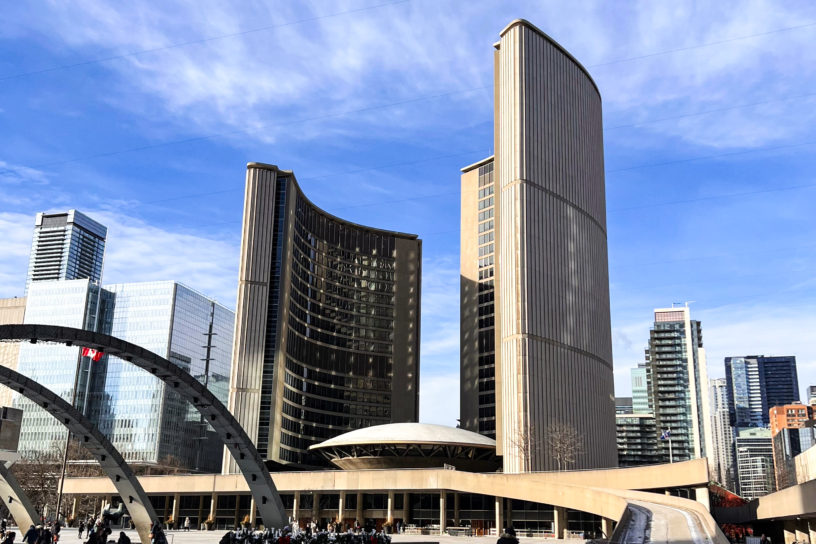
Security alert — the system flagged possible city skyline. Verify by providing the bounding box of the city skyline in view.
[3,2,816,425]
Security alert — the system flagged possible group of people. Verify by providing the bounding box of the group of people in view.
[218,524,393,544]
[13,521,61,544]
[76,516,130,544]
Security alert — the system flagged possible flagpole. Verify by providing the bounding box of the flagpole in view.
[669,427,673,464]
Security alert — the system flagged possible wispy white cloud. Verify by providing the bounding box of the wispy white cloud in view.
[0,213,35,297]
[0,209,239,306]
[93,211,239,306]
[0,160,49,186]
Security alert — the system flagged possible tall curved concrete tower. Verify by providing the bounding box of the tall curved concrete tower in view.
[460,20,615,472]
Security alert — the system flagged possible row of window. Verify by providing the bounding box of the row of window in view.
[478,197,494,210]
[478,256,494,269]
[478,220,494,233]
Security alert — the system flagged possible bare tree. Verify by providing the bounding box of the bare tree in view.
[10,445,61,520]
[10,437,104,524]
[545,421,585,471]
[509,426,540,472]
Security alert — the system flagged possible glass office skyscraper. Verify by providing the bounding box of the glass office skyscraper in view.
[14,279,105,453]
[725,355,799,428]
[91,281,233,471]
[14,280,233,472]
[26,210,106,291]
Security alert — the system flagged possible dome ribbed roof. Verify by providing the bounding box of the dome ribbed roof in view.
[309,423,496,450]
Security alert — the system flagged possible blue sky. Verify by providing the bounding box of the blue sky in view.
[2,1,816,426]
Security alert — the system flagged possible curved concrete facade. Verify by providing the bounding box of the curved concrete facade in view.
[227,163,421,469]
[494,20,615,471]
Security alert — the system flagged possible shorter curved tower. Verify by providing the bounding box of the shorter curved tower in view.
[227,163,422,470]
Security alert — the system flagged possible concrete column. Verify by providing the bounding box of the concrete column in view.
[171,493,181,529]
[387,491,394,524]
[198,496,205,529]
[338,492,345,527]
[505,499,512,531]
[808,520,816,544]
[71,498,78,520]
[783,520,797,544]
[494,497,503,535]
[554,506,567,539]
[312,493,320,523]
[233,496,240,528]
[403,493,410,524]
[694,486,711,512]
[293,491,300,523]
[249,498,257,528]
[104,495,112,518]
[601,518,613,539]
[439,493,446,535]
[356,492,363,527]
[209,493,217,524]
[664,490,672,496]
[796,522,809,544]
[453,493,459,526]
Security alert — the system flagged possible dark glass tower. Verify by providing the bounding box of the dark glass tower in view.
[725,355,799,427]
[227,163,422,470]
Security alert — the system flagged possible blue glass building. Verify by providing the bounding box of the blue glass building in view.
[725,355,799,427]
[14,280,233,472]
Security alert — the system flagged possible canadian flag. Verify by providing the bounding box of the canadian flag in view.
[81,347,104,362]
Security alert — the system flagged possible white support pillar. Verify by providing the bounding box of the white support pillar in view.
[554,507,567,539]
[601,518,613,539]
[494,497,503,535]
[403,493,410,525]
[209,493,217,525]
[453,493,459,526]
[439,493,446,535]
[387,491,394,524]
[338,492,345,528]
[249,498,257,528]
[312,493,320,523]
[171,493,180,530]
[356,492,363,528]
[808,520,816,544]
[293,491,300,525]
[694,486,711,512]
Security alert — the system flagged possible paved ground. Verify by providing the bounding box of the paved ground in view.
[7,529,581,544]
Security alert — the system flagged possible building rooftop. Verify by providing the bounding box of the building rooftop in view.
[310,422,496,449]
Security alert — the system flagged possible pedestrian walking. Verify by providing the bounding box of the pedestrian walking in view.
[78,521,85,539]
[21,526,36,544]
[0,531,14,544]
[497,526,518,544]
[183,517,190,532]
[117,531,131,544]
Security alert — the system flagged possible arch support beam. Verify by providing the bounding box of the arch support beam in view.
[0,365,156,544]
[0,324,287,528]
[0,462,37,531]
